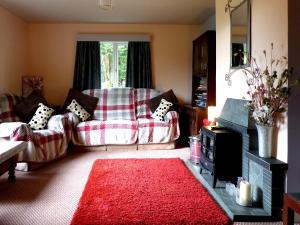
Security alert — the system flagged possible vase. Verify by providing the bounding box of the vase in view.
[256,124,273,158]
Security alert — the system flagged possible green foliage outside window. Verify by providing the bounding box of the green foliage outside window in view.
[118,44,128,87]
[100,42,128,88]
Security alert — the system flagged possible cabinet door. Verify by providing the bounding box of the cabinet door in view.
[192,31,216,107]
[199,34,208,75]
[193,38,202,76]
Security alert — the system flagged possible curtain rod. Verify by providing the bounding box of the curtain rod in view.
[76,34,151,42]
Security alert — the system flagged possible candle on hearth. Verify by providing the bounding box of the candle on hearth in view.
[239,180,251,206]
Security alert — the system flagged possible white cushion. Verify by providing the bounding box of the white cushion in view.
[67,99,90,122]
[151,99,173,121]
[29,103,54,130]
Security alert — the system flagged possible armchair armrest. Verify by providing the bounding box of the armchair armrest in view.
[47,112,80,142]
[47,112,79,131]
[47,114,67,132]
[10,123,33,142]
[0,122,24,138]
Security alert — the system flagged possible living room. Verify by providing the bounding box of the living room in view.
[0,0,299,224]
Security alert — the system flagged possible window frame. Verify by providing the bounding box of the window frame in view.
[100,41,128,88]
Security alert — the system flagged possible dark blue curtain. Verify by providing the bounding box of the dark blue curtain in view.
[73,41,101,91]
[126,42,152,88]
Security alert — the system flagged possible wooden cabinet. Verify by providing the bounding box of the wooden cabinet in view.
[184,105,207,136]
[182,31,216,139]
[192,30,216,108]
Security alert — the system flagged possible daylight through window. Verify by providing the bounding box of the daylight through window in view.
[100,42,128,88]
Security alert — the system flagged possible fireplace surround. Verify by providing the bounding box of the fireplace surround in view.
[187,98,288,221]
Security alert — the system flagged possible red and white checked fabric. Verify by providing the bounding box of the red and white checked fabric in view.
[137,111,180,144]
[135,88,160,119]
[0,93,22,122]
[0,93,73,162]
[11,123,67,162]
[83,88,136,121]
[9,113,72,162]
[47,113,74,143]
[73,120,138,146]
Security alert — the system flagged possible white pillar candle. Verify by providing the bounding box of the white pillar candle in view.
[239,180,251,206]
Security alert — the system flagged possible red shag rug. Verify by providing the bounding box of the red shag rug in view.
[71,158,231,225]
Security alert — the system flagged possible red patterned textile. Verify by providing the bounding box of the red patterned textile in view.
[70,88,180,147]
[135,88,160,119]
[0,93,72,163]
[73,120,138,146]
[11,124,66,162]
[137,111,180,144]
[83,88,136,121]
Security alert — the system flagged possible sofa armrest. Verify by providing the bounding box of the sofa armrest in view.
[65,112,80,127]
[164,110,180,138]
[10,123,33,142]
[47,112,81,143]
[164,111,179,123]
[47,114,66,132]
[47,112,79,131]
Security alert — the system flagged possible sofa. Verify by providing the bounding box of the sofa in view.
[0,93,73,163]
[71,88,180,149]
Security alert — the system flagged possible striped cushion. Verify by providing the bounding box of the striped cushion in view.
[83,88,136,121]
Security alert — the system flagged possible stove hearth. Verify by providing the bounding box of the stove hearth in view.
[187,98,288,222]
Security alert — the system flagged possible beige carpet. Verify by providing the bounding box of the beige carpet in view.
[0,147,290,225]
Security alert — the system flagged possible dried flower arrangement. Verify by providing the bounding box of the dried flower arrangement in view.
[225,43,298,126]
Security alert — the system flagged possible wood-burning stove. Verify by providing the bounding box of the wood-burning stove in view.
[200,126,242,188]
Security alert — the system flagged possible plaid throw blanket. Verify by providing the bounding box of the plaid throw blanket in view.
[83,88,136,121]
[0,93,73,162]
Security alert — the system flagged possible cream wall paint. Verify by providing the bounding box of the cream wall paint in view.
[215,0,288,161]
[27,24,201,105]
[0,6,28,95]
[201,14,216,32]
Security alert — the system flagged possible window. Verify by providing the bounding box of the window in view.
[100,42,128,88]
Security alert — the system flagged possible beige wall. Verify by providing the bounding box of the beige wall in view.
[215,0,288,161]
[0,6,28,95]
[27,24,201,105]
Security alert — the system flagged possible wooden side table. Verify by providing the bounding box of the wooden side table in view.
[184,105,207,136]
[283,193,300,225]
[0,141,27,182]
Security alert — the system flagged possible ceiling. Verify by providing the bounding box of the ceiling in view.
[0,0,215,25]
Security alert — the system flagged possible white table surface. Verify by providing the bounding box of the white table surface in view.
[0,141,27,164]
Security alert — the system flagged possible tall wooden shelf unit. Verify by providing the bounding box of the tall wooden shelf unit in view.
[186,30,216,136]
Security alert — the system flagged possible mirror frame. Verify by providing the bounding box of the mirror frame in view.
[229,0,251,69]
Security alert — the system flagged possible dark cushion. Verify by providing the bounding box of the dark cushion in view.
[62,88,98,116]
[147,89,180,113]
[13,90,48,123]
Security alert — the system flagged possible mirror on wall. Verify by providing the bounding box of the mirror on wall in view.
[228,0,251,68]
